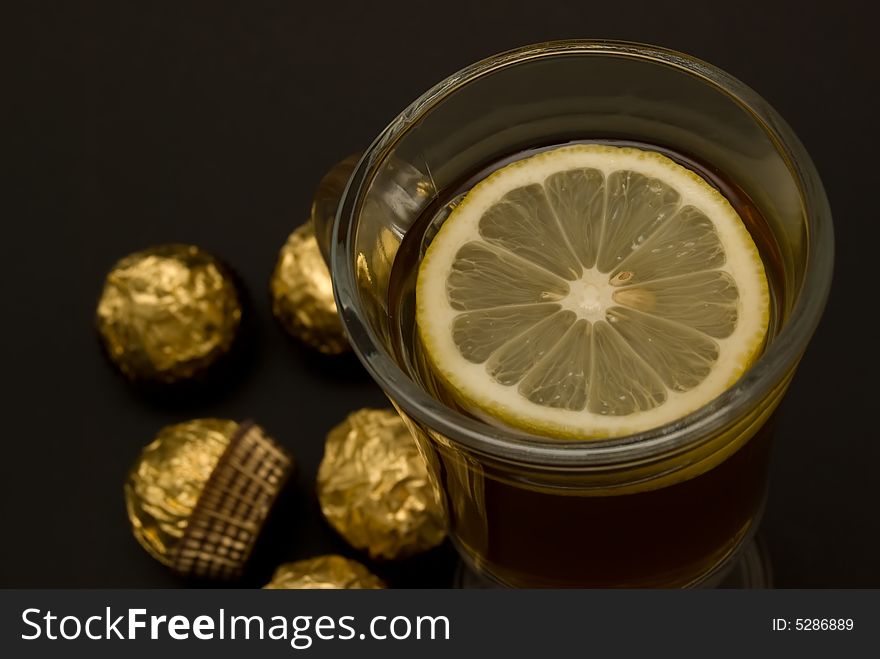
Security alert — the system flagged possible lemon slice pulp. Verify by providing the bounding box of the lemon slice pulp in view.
[416,145,770,439]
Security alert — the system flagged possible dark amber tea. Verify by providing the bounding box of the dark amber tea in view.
[387,139,785,586]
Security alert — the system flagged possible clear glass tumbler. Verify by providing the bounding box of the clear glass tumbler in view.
[326,40,833,587]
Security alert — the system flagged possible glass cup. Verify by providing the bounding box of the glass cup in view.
[322,40,834,587]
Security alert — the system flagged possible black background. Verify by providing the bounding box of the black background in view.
[7,0,879,587]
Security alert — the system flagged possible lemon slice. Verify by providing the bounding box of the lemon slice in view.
[416,145,770,439]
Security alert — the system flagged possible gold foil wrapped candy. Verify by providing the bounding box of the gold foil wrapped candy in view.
[96,244,242,383]
[270,221,349,354]
[317,408,447,559]
[125,418,292,580]
[263,555,385,590]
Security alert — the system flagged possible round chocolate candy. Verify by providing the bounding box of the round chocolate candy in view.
[96,244,242,383]
[270,221,349,355]
[317,408,448,560]
[263,555,385,589]
[125,419,292,580]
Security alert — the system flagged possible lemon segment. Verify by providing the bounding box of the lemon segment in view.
[416,145,770,439]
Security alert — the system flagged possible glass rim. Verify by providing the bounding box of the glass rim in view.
[332,39,834,469]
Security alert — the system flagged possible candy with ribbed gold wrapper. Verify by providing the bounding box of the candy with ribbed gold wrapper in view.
[270,221,349,354]
[317,408,447,560]
[263,555,385,589]
[125,418,292,580]
[96,244,242,383]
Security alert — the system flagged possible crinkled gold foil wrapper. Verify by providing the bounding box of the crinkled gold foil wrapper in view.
[270,221,349,355]
[263,555,385,590]
[125,419,292,580]
[96,244,242,383]
[317,409,447,559]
